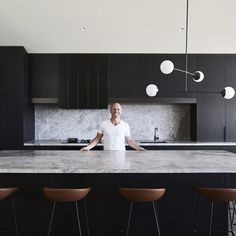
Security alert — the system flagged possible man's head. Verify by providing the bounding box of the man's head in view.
[110,102,122,119]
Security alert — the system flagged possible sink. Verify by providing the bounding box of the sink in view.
[140,140,167,143]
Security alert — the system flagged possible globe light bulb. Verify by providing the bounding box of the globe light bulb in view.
[160,60,174,74]
[146,84,159,97]
[193,71,204,82]
[222,86,235,99]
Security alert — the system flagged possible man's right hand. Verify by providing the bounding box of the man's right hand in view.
[80,147,90,151]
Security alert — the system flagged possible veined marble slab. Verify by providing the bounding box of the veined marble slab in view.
[1,150,236,173]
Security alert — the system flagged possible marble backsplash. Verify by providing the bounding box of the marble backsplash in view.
[35,104,191,141]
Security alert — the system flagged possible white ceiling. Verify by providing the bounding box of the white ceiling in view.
[0,0,186,53]
[1,0,236,53]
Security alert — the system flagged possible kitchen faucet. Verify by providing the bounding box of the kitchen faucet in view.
[154,127,159,141]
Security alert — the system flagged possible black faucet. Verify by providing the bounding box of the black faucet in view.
[154,127,159,141]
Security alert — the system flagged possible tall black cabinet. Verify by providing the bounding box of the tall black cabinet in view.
[0,47,34,149]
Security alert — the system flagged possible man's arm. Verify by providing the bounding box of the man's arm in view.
[126,137,146,151]
[80,133,103,151]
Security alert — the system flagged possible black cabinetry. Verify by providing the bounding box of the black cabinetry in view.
[0,47,34,149]
[197,93,225,141]
[225,55,236,141]
[108,54,197,99]
[196,55,226,141]
[29,54,58,103]
[58,54,108,109]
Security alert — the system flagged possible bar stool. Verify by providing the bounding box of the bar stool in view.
[194,187,236,236]
[119,187,166,236]
[43,187,91,236]
[0,187,19,235]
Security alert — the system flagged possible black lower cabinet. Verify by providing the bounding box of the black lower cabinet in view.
[0,173,229,236]
[58,54,108,109]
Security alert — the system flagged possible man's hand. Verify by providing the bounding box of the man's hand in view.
[137,146,146,151]
[80,147,90,151]
[126,137,147,151]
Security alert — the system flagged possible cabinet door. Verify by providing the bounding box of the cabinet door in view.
[225,55,236,141]
[0,89,22,149]
[108,55,139,98]
[197,93,225,141]
[29,54,59,102]
[59,55,107,109]
[189,0,236,53]
[138,54,168,98]
[167,54,197,98]
[195,55,225,92]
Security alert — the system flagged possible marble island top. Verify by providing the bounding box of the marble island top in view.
[1,150,236,173]
[24,140,236,146]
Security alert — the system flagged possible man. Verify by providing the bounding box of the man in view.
[81,102,145,151]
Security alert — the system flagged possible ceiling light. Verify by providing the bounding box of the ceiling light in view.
[145,0,235,100]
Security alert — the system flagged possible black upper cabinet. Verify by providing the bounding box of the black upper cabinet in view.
[108,54,197,99]
[58,54,108,109]
[108,55,139,98]
[225,55,236,141]
[138,54,168,98]
[196,55,225,92]
[167,54,197,98]
[29,54,59,103]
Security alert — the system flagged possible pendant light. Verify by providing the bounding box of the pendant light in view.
[146,0,235,100]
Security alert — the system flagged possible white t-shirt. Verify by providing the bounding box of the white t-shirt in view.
[98,119,131,150]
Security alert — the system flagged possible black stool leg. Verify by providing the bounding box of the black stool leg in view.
[209,201,214,236]
[125,201,133,236]
[75,201,82,236]
[228,203,236,236]
[152,201,161,236]
[83,199,90,236]
[47,201,56,236]
[194,196,201,236]
[11,198,19,236]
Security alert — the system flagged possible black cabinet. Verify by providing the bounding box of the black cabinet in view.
[108,54,197,99]
[197,93,225,141]
[167,54,197,98]
[0,47,34,149]
[225,55,236,141]
[29,54,58,103]
[196,55,225,92]
[58,54,108,109]
[108,55,139,98]
[196,55,227,141]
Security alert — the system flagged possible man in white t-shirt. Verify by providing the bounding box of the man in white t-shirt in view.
[81,102,145,151]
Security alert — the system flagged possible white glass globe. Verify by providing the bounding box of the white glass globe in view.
[193,71,204,82]
[222,86,235,99]
[146,84,159,97]
[160,60,174,74]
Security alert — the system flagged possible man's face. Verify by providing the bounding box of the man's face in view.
[110,103,122,118]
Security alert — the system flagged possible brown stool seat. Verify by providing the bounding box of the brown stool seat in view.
[194,187,236,202]
[119,187,165,202]
[0,187,18,200]
[43,187,91,202]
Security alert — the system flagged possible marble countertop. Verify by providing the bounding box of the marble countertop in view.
[24,140,236,146]
[1,150,236,173]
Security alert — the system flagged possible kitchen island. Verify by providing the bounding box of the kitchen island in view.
[0,150,236,236]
